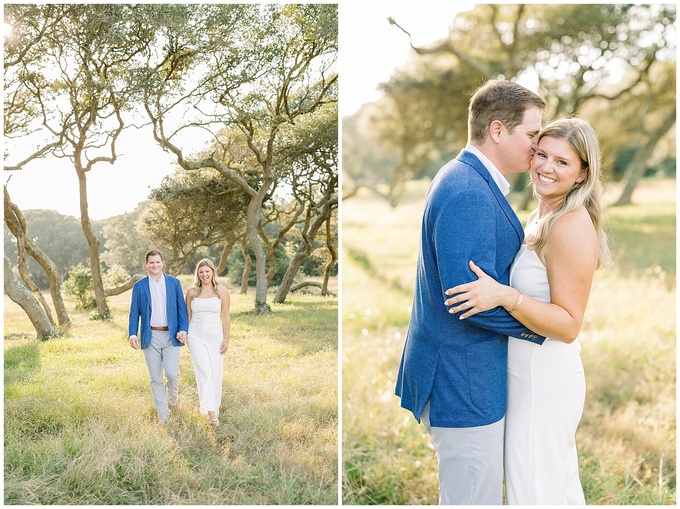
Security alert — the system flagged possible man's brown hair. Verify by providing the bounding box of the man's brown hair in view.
[145,249,163,262]
[468,79,546,144]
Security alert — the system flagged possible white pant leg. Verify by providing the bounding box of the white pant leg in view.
[421,401,504,505]
[188,338,215,415]
[505,339,586,505]
[210,343,224,418]
[161,334,181,407]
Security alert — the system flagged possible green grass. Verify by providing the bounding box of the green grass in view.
[342,177,676,505]
[4,282,338,505]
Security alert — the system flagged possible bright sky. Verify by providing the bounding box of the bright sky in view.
[5,2,473,220]
[340,2,474,118]
[4,126,181,220]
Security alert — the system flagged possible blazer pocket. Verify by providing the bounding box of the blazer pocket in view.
[466,339,506,412]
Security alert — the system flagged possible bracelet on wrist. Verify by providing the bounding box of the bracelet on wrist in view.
[509,290,524,313]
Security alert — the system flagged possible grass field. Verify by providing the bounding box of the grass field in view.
[4,280,338,505]
[342,178,676,505]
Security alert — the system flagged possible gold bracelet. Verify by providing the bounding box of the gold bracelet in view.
[509,290,524,313]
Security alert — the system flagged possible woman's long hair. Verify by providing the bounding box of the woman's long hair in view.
[528,117,612,269]
[188,258,221,305]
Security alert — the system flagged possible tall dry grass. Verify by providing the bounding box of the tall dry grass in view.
[5,282,338,505]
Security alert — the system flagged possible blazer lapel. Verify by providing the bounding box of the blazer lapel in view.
[458,149,524,243]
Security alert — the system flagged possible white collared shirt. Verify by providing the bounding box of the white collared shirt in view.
[465,144,511,196]
[148,274,167,327]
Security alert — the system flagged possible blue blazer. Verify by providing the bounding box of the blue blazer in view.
[395,150,545,428]
[128,274,188,349]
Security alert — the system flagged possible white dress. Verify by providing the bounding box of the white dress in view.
[504,224,586,505]
[188,297,224,418]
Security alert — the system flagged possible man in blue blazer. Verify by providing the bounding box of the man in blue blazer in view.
[129,249,188,424]
[395,80,547,504]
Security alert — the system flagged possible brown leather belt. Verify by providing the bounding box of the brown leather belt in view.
[151,326,169,331]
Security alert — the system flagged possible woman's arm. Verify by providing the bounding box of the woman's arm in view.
[185,288,194,322]
[219,286,231,355]
[445,210,598,343]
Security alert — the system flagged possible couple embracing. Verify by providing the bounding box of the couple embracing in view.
[396,80,611,504]
[128,251,230,428]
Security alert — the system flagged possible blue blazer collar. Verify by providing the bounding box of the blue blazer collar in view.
[457,149,525,242]
[458,148,493,182]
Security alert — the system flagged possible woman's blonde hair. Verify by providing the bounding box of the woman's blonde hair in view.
[528,117,612,269]
[188,258,221,304]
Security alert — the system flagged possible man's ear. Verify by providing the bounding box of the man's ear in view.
[489,120,504,143]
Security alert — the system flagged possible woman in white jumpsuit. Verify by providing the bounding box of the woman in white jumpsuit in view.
[445,117,611,504]
[185,258,230,427]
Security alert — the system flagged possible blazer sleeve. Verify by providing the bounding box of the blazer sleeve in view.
[433,189,545,344]
[128,282,140,337]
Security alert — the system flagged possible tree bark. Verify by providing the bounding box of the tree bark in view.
[247,185,273,314]
[321,216,337,295]
[76,167,110,319]
[291,281,323,292]
[240,241,251,295]
[4,187,71,326]
[105,274,144,296]
[258,222,278,286]
[216,239,236,276]
[4,198,55,326]
[4,256,55,339]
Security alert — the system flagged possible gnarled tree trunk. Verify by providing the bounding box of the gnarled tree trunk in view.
[613,108,676,206]
[76,167,110,319]
[240,241,251,295]
[4,187,71,326]
[274,197,336,304]
[216,239,236,276]
[321,216,337,295]
[105,274,144,296]
[4,257,55,339]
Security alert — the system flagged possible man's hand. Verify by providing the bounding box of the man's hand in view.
[177,331,187,344]
[129,336,139,350]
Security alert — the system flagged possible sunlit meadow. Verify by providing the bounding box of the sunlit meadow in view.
[342,178,675,505]
[5,280,338,505]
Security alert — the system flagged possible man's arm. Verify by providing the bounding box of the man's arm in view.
[433,189,545,344]
[128,283,140,349]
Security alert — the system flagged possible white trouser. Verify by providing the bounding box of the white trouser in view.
[143,330,180,423]
[187,322,224,418]
[421,401,504,505]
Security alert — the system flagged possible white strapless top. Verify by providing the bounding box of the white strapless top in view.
[508,223,582,352]
[508,241,549,304]
[191,297,222,322]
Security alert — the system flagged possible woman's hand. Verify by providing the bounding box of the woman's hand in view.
[444,260,506,319]
[219,339,229,355]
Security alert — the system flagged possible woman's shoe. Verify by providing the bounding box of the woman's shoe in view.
[210,418,220,427]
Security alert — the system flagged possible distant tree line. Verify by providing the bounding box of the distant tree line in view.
[3,203,337,291]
